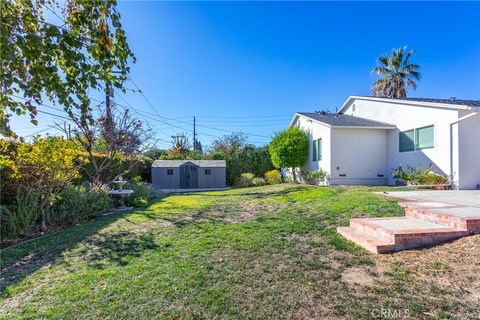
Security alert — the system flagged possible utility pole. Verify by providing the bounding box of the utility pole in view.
[105,82,113,124]
[193,116,196,150]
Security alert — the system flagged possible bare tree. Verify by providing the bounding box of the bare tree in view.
[60,104,154,186]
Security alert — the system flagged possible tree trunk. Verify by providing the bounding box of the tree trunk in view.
[292,167,297,183]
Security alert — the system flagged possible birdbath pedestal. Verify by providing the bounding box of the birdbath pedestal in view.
[109,176,134,211]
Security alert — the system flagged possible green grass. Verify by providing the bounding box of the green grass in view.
[1,184,477,319]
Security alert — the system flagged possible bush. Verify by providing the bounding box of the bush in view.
[300,169,328,185]
[134,198,148,207]
[238,172,255,187]
[269,127,308,182]
[252,177,266,186]
[264,169,281,185]
[56,186,113,225]
[0,191,39,238]
[392,165,449,185]
[124,180,152,207]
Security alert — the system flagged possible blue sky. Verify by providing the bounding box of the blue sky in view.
[11,1,480,147]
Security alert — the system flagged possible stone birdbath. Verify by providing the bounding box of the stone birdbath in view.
[109,175,134,211]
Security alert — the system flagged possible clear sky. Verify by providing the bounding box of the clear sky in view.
[11,1,480,147]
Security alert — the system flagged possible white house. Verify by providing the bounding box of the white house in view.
[288,96,480,190]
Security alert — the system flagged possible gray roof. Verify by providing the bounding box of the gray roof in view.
[152,160,226,168]
[360,96,480,108]
[296,112,396,128]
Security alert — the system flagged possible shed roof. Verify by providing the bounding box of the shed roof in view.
[152,160,226,168]
[294,112,396,128]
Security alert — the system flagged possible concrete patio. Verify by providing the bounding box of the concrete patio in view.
[338,190,480,253]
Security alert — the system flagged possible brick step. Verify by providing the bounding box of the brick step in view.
[342,217,469,252]
[403,205,480,232]
[337,227,395,254]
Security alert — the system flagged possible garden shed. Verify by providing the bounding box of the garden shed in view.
[152,160,227,190]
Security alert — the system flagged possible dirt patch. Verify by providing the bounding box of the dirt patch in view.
[341,267,376,286]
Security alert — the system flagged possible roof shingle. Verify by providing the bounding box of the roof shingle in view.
[296,112,396,128]
[152,160,226,168]
[360,96,480,108]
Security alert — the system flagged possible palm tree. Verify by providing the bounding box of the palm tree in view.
[372,46,421,98]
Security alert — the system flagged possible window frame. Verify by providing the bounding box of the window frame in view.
[399,125,434,153]
[312,138,322,161]
[415,125,434,150]
[167,169,173,175]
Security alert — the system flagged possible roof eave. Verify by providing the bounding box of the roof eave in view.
[289,113,333,128]
[338,96,475,114]
[330,125,396,130]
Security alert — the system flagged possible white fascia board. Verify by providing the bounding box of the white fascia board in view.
[329,125,396,130]
[289,113,395,130]
[338,96,475,114]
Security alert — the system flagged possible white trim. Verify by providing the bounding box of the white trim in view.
[338,96,479,114]
[289,113,395,130]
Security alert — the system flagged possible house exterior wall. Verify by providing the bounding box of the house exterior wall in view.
[343,99,466,186]
[329,128,388,185]
[198,167,227,188]
[292,116,332,175]
[152,167,180,189]
[457,113,480,189]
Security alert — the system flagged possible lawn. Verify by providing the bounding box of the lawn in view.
[1,184,479,319]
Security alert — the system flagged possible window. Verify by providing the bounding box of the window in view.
[312,139,322,161]
[399,129,415,152]
[416,125,434,150]
[205,169,211,175]
[399,125,434,152]
[167,169,173,175]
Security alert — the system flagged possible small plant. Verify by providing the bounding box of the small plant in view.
[238,172,255,187]
[392,165,449,186]
[134,198,148,207]
[125,180,152,207]
[300,169,328,185]
[264,169,281,185]
[252,177,266,186]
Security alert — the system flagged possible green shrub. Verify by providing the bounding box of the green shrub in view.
[392,165,448,185]
[0,191,39,238]
[238,172,255,187]
[300,169,328,185]
[56,186,113,224]
[264,169,281,185]
[124,181,152,207]
[134,198,148,207]
[252,177,266,186]
[269,127,308,182]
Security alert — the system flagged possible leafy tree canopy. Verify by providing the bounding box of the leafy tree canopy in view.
[0,0,135,136]
[269,127,308,169]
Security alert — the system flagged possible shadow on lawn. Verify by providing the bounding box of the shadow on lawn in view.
[0,209,137,291]
[80,230,160,267]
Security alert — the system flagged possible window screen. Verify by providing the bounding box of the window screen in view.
[399,130,415,152]
[415,125,434,149]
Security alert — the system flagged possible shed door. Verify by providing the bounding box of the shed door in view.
[180,164,199,189]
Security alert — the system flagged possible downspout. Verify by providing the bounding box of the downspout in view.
[449,112,478,190]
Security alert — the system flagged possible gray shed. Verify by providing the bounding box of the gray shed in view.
[152,160,226,190]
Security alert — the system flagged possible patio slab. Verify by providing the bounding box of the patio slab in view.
[382,190,480,207]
